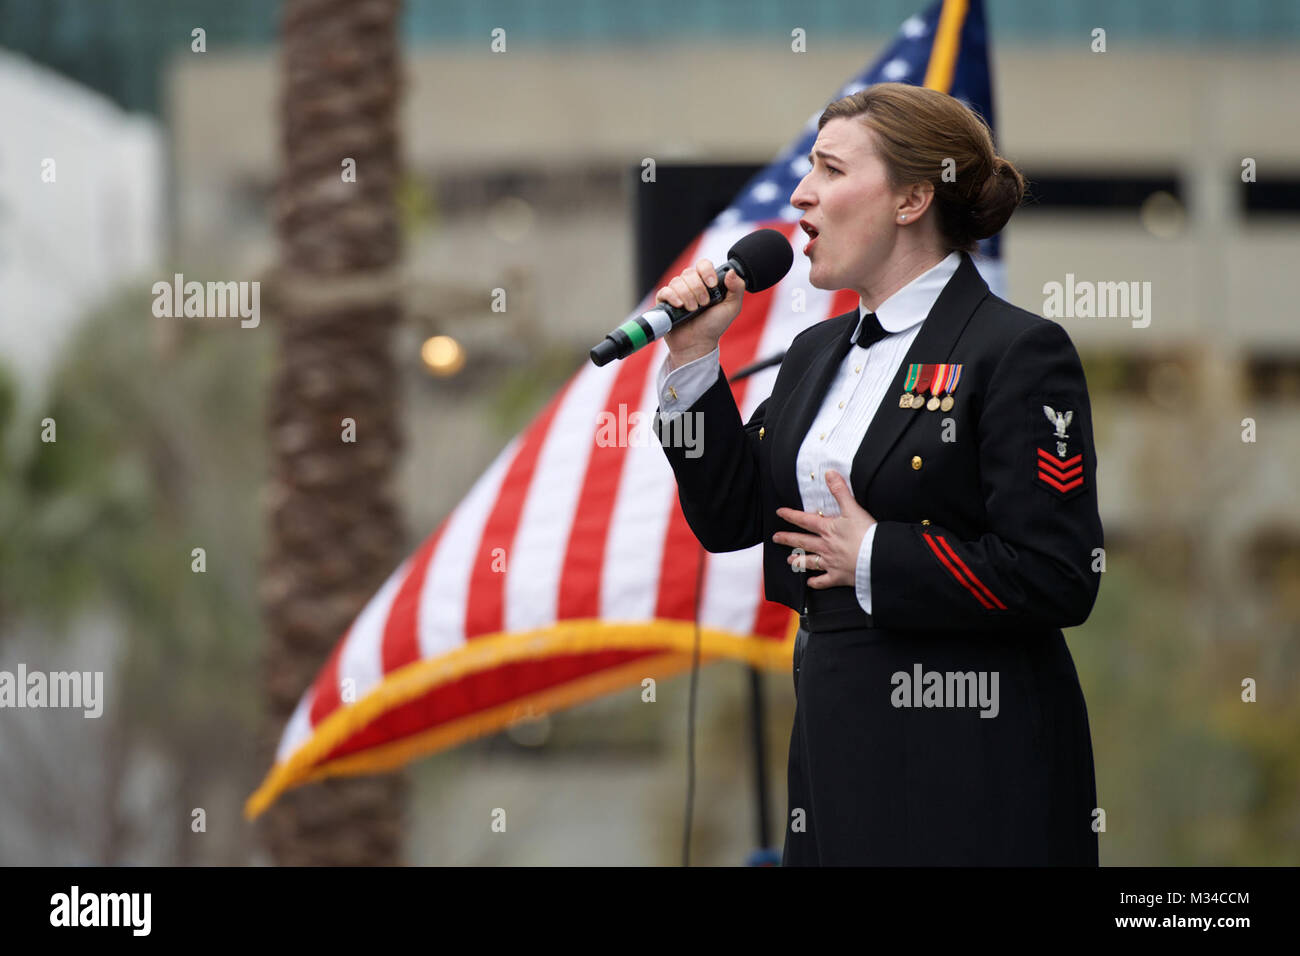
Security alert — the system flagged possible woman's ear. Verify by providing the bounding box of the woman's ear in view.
[897,181,935,221]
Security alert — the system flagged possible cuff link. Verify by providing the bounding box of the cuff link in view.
[921,518,931,526]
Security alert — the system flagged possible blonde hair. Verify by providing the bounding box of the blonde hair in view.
[818,82,1025,254]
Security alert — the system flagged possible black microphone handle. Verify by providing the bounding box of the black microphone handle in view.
[590,261,738,367]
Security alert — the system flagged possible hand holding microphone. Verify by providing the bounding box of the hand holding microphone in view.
[589,228,793,367]
[659,263,745,369]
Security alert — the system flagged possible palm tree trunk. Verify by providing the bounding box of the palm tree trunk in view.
[260,0,407,866]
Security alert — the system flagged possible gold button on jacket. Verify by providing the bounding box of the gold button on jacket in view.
[911,455,923,470]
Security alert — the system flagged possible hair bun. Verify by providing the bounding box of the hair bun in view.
[968,155,1025,242]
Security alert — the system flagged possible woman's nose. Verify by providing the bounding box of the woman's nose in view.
[790,178,813,209]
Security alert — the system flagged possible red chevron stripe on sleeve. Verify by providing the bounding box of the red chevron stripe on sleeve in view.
[1036,448,1084,492]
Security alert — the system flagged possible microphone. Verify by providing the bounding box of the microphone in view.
[589,228,794,367]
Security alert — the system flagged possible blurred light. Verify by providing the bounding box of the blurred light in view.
[1140,190,1186,239]
[488,196,535,242]
[420,335,465,377]
[505,711,552,747]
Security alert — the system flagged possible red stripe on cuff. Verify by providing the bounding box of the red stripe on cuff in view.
[923,532,994,609]
[935,535,1008,610]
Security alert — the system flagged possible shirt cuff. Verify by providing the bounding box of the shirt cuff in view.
[657,346,721,418]
[854,522,878,615]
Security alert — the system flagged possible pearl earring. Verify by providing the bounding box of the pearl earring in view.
[899,214,907,221]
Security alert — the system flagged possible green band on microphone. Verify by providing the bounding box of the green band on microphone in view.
[623,319,648,349]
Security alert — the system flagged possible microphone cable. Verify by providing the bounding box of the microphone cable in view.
[681,538,706,867]
[680,351,785,866]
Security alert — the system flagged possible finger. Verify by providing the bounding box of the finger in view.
[776,507,825,534]
[774,533,823,553]
[790,548,821,572]
[787,554,827,575]
[825,470,862,515]
[806,571,830,589]
[670,276,701,309]
[695,258,718,291]
[679,269,711,310]
[787,551,814,571]
[668,276,700,310]
[660,280,686,309]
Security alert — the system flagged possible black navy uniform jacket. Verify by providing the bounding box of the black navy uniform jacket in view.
[654,251,1103,865]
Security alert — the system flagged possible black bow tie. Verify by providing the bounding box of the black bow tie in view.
[854,311,887,350]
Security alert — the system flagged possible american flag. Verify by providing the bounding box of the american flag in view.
[248,0,1000,818]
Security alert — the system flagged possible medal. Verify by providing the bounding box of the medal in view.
[936,364,962,413]
[901,362,963,412]
[901,364,922,410]
[923,363,947,410]
[913,364,937,411]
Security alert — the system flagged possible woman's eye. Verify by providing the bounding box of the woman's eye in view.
[826,166,841,175]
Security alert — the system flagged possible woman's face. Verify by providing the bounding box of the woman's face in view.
[790,117,904,292]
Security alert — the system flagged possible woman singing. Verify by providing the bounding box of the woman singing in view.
[653,83,1103,865]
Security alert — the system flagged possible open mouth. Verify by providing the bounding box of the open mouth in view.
[800,220,820,255]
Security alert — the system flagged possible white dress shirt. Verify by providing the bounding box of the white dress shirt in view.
[656,251,962,615]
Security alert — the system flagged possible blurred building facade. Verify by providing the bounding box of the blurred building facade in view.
[0,50,162,413]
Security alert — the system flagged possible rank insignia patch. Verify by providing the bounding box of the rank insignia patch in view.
[1035,405,1085,495]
